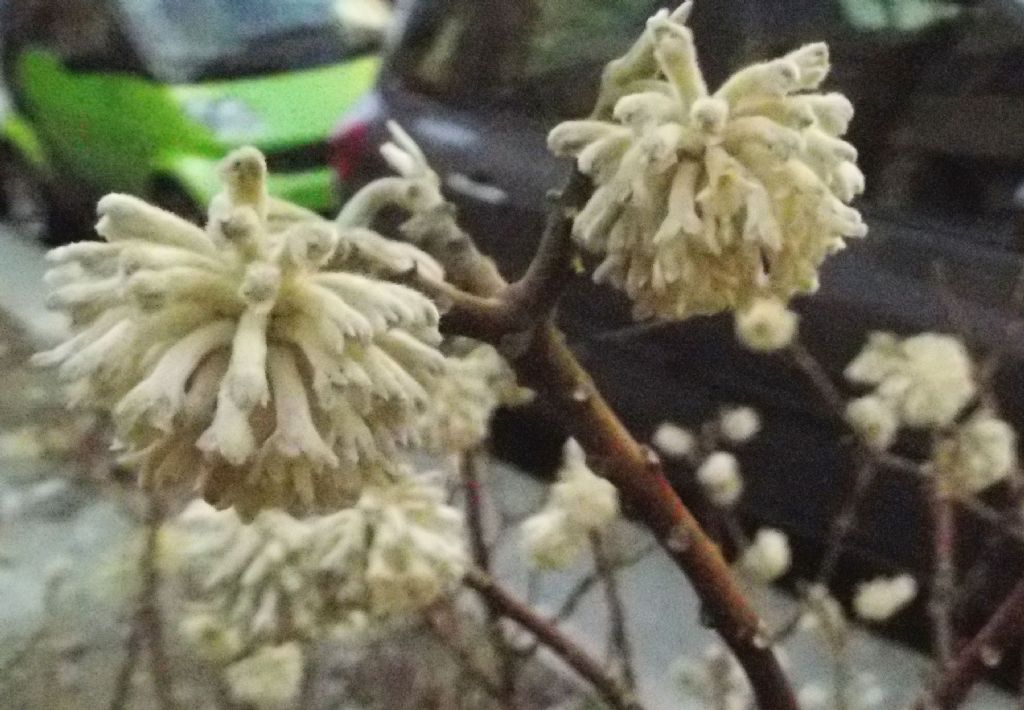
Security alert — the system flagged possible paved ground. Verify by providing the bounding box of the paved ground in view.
[0,220,1014,709]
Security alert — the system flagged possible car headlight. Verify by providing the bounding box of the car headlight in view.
[182,97,264,141]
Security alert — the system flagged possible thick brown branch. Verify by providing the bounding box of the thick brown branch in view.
[515,325,797,710]
[415,171,796,708]
[914,574,1024,709]
[466,569,642,710]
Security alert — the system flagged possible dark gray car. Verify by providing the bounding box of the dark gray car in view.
[330,0,1024,647]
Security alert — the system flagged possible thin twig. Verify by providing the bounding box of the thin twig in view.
[460,450,518,703]
[466,568,643,710]
[516,541,658,660]
[423,606,507,703]
[914,574,1024,709]
[109,496,177,710]
[590,532,637,691]
[107,615,144,710]
[816,458,878,585]
[930,483,958,673]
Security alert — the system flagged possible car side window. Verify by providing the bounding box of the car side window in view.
[837,0,964,31]
[45,0,141,73]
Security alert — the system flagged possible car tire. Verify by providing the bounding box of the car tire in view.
[0,145,46,240]
[0,147,92,245]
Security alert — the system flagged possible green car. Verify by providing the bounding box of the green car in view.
[0,0,385,239]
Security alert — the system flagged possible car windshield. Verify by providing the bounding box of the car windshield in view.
[389,0,664,119]
[392,0,1024,240]
[120,0,389,83]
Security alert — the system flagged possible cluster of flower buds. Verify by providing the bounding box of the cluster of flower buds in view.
[548,1,866,321]
[521,439,620,569]
[845,331,1017,494]
[173,470,467,658]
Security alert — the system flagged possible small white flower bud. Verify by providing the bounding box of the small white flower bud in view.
[697,451,743,507]
[719,406,761,444]
[734,298,798,352]
[652,421,697,459]
[845,396,898,451]
[740,528,791,584]
[853,574,918,622]
[934,413,1017,495]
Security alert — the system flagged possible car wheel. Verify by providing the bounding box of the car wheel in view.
[0,148,92,245]
[0,147,46,240]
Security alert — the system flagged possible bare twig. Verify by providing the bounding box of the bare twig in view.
[516,541,657,661]
[816,458,878,585]
[109,496,178,710]
[914,574,1024,709]
[590,532,637,691]
[466,569,642,710]
[930,482,958,673]
[423,605,507,703]
[460,450,518,702]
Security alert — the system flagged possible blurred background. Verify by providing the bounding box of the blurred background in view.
[2,0,1024,707]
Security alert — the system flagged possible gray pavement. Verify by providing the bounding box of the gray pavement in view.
[0,219,1015,708]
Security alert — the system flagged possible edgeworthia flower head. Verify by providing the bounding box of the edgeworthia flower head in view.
[521,439,620,569]
[549,3,866,320]
[174,501,323,652]
[37,147,449,517]
[845,332,976,429]
[173,472,467,650]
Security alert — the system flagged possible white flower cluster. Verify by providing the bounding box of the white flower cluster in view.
[933,412,1017,495]
[548,3,866,321]
[845,332,975,430]
[37,148,449,517]
[174,502,322,654]
[845,331,1017,493]
[172,472,467,658]
[428,341,531,453]
[739,528,791,584]
[853,573,918,622]
[521,439,620,569]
